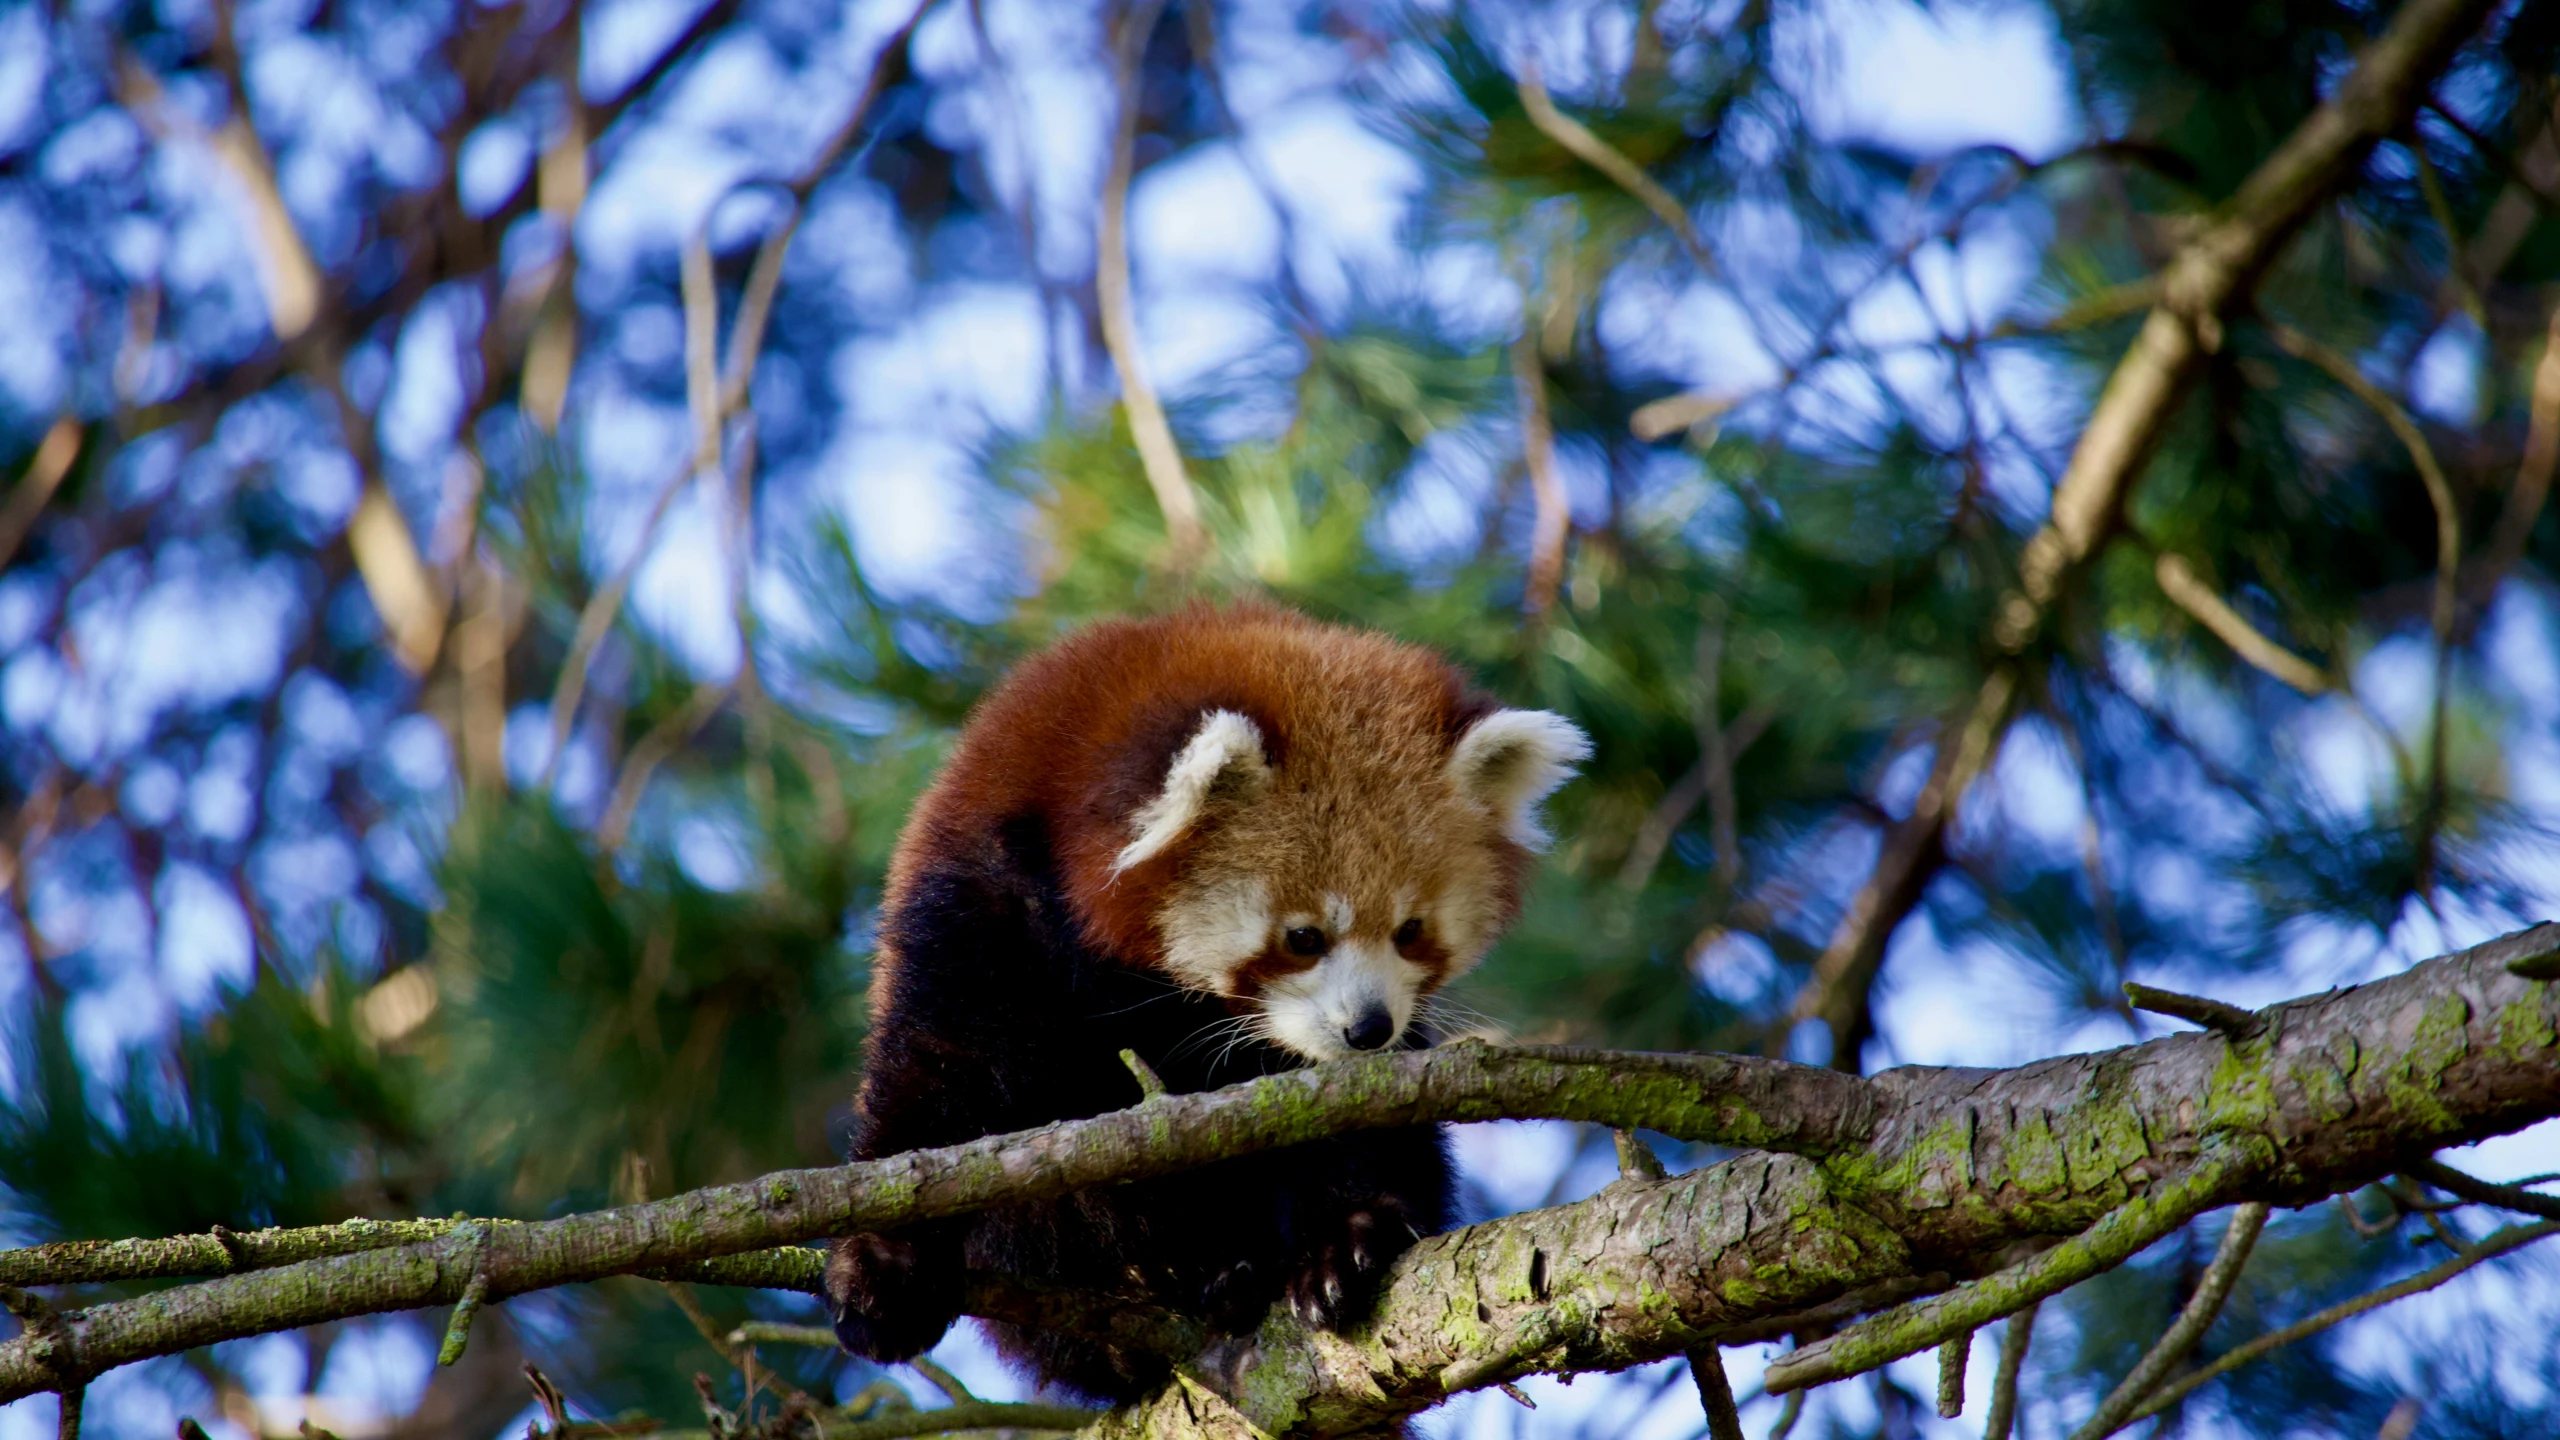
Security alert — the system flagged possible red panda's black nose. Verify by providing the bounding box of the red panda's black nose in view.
[1344,1008,1397,1052]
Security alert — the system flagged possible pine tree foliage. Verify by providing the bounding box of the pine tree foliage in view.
[2,0,2558,1434]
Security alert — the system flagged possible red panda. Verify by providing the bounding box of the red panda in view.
[825,603,1589,1401]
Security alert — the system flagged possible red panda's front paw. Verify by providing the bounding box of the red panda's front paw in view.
[825,1231,961,1362]
[1282,1204,1420,1331]
[1199,1257,1281,1334]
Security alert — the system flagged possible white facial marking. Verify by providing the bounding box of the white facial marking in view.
[1114,710,1271,873]
[1447,709,1593,850]
[1262,939,1428,1062]
[1322,893,1355,936]
[1157,876,1272,993]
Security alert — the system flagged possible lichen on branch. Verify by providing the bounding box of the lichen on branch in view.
[8,925,2560,1440]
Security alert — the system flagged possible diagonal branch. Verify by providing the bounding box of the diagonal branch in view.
[13,923,2560,1440]
[2469,300,2560,609]
[2121,1218,2560,1428]
[1515,62,1715,275]
[0,420,83,572]
[1102,922,2560,1436]
[1784,0,2496,1066]
[1097,0,1206,568]
[2153,551,2330,695]
[1513,296,1571,617]
[2064,1201,2269,1440]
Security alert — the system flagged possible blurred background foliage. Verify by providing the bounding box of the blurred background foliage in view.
[2,0,2559,1435]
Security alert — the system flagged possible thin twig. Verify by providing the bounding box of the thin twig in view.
[683,231,722,481]
[1515,62,1714,274]
[540,462,700,790]
[2401,1157,2560,1221]
[437,1224,492,1366]
[2264,320,2459,643]
[1096,0,1205,567]
[1613,1129,1667,1181]
[1616,695,1778,891]
[2264,319,2462,889]
[2153,552,2329,695]
[726,1322,837,1348]
[1514,295,1569,616]
[2410,140,2487,327]
[2472,301,2560,609]
[1936,1331,1969,1418]
[2122,981,2260,1036]
[1786,667,2017,1069]
[907,1358,975,1406]
[1983,1301,2036,1440]
[663,1281,812,1406]
[540,225,721,792]
[598,683,734,851]
[2065,1201,2268,1440]
[1119,1049,1169,1102]
[1695,601,1742,889]
[2123,1220,2560,1426]
[0,419,81,572]
[542,4,924,791]
[1687,1346,1745,1440]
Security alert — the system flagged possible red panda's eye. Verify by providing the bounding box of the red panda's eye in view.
[1393,918,1424,948]
[1284,927,1328,957]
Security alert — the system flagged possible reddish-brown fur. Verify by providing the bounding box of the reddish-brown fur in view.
[828,603,1575,1401]
[877,602,1526,1002]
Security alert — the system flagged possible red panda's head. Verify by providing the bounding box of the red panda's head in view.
[1102,691,1590,1062]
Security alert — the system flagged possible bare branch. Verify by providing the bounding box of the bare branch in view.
[0,1042,1876,1399]
[0,419,82,572]
[1983,1302,2036,1440]
[2399,1157,2560,1221]
[1787,0,2493,1067]
[2264,322,2458,642]
[14,923,2560,1439]
[2153,552,2330,695]
[598,683,734,851]
[1996,0,2494,652]
[1514,303,1569,616]
[1097,0,1206,567]
[1689,1347,1746,1440]
[1516,63,1715,274]
[2123,979,2263,1036]
[1614,1128,1667,1181]
[2472,300,2560,608]
[1935,1332,1970,1418]
[1787,667,2017,1068]
[2065,1202,2269,1440]
[2122,1219,2560,1427]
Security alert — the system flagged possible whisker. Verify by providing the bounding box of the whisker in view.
[1169,1012,1255,1063]
[1418,994,1507,1045]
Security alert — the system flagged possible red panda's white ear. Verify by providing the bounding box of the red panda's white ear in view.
[1113,710,1272,873]
[1447,709,1591,850]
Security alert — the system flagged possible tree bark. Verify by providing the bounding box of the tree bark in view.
[5,924,2557,1438]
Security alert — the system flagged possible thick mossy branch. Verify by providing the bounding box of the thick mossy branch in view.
[7,923,2560,1435]
[0,1045,1864,1401]
[1116,924,2560,1436]
[0,1219,466,1289]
